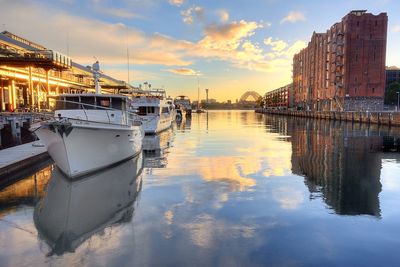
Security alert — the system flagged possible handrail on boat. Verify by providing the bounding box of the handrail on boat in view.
[43,99,142,126]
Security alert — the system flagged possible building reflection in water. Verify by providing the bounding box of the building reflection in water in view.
[0,165,53,218]
[143,126,175,169]
[33,153,143,256]
[264,115,400,217]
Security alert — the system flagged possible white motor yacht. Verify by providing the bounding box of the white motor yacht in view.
[174,95,192,116]
[32,94,143,178]
[130,89,174,134]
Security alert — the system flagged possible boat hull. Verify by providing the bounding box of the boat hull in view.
[35,121,143,178]
[140,114,172,134]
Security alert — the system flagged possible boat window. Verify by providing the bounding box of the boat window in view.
[80,96,96,109]
[64,97,80,109]
[162,107,169,114]
[54,97,65,110]
[147,107,156,114]
[96,97,111,109]
[138,106,147,115]
[111,97,123,110]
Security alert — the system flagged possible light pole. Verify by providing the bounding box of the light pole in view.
[205,88,209,109]
[397,91,400,112]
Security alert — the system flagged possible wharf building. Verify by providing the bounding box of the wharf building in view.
[0,31,130,112]
[264,83,293,109]
[293,10,387,111]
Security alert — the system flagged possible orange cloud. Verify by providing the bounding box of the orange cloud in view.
[166,68,197,75]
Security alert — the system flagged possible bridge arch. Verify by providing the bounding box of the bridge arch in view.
[239,91,262,102]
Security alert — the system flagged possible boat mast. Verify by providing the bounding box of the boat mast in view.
[93,60,101,94]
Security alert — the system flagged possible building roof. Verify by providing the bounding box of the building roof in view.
[0,31,125,85]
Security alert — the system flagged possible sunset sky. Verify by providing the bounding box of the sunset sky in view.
[0,0,399,101]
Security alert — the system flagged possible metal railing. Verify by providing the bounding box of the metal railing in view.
[51,99,142,127]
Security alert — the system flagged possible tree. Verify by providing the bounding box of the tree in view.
[385,82,400,105]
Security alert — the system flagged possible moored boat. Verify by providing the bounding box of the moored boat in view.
[130,89,174,134]
[32,94,143,178]
[174,95,192,116]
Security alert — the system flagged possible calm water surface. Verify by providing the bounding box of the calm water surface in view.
[1,110,400,267]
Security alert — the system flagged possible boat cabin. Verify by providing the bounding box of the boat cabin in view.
[51,94,128,111]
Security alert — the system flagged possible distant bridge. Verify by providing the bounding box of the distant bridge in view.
[239,91,262,103]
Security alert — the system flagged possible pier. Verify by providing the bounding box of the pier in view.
[256,109,400,127]
[0,141,49,186]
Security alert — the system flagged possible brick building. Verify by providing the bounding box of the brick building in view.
[293,10,387,111]
[264,84,293,109]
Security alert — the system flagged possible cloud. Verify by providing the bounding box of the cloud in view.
[166,68,197,75]
[0,1,191,67]
[392,24,400,33]
[199,20,261,51]
[217,9,229,22]
[168,0,185,6]
[181,6,204,24]
[280,11,306,24]
[264,37,287,51]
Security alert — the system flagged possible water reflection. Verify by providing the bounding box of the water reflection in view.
[143,127,175,169]
[265,115,400,217]
[33,154,143,256]
[0,166,52,218]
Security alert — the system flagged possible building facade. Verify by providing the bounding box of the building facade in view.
[0,31,129,112]
[293,10,387,111]
[264,83,293,109]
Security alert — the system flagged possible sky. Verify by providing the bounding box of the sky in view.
[0,0,399,101]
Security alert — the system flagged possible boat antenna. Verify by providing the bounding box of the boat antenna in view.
[93,60,101,94]
[197,73,200,110]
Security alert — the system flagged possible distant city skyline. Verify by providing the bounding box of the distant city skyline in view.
[0,0,399,101]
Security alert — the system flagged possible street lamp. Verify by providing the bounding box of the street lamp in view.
[397,92,400,112]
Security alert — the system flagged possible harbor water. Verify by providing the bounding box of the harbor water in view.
[1,110,400,266]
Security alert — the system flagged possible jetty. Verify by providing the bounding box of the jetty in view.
[0,141,49,186]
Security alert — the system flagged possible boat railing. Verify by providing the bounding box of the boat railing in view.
[53,99,141,126]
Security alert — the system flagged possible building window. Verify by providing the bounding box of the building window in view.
[375,21,378,26]
[355,88,357,93]
[372,87,375,93]
[357,21,359,27]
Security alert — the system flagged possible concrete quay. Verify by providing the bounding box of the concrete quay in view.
[255,109,400,127]
[0,141,49,186]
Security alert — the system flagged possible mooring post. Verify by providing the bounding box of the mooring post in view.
[10,117,22,145]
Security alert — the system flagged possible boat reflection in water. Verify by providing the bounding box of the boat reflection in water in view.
[143,127,174,169]
[33,153,143,256]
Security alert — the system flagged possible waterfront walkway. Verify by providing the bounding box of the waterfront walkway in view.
[256,109,400,126]
[0,141,49,180]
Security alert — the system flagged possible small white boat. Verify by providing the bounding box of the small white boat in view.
[32,94,143,178]
[174,95,192,116]
[34,153,143,256]
[130,89,174,134]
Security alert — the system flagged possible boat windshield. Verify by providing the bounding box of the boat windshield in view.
[54,96,126,111]
[137,106,158,115]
